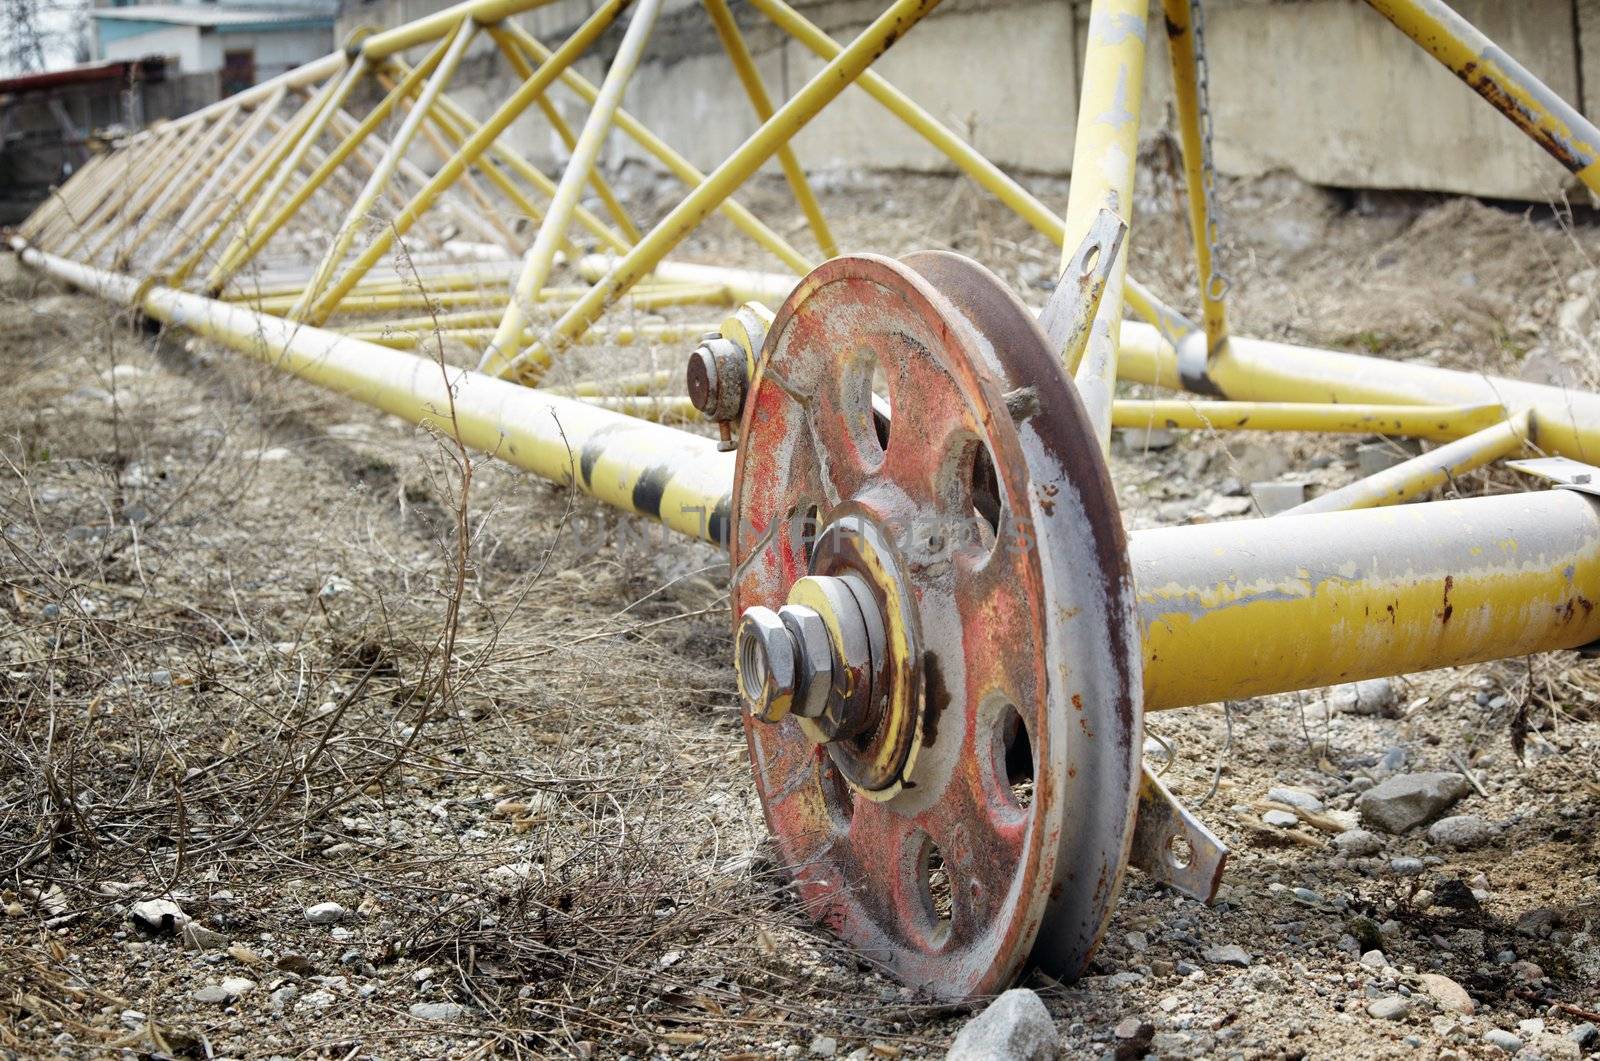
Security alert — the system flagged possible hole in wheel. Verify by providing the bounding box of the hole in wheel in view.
[1167,834,1193,870]
[911,832,953,945]
[993,702,1034,813]
[840,347,890,468]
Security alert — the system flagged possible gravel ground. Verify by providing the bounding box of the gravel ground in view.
[2,167,1598,1060]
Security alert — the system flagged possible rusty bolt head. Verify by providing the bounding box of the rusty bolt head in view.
[736,606,798,723]
[779,605,832,720]
[686,335,748,422]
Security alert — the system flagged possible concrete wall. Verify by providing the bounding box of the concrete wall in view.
[336,0,1600,203]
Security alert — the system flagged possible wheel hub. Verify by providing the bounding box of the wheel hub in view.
[730,252,1143,998]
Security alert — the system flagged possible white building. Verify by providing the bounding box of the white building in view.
[93,2,336,91]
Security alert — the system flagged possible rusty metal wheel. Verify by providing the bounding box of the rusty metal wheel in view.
[729,251,1143,997]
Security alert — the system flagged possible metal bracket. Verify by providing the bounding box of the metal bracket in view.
[1038,207,1127,377]
[1506,455,1600,498]
[1128,766,1229,904]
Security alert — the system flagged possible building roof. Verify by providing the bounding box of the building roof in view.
[92,4,334,28]
[0,57,167,95]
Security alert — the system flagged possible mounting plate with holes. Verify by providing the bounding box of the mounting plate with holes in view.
[728,252,1142,998]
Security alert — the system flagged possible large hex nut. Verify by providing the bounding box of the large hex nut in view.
[736,606,797,723]
[779,605,832,721]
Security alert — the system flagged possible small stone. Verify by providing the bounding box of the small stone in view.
[1262,809,1300,828]
[1346,916,1384,953]
[1249,480,1308,515]
[1515,908,1559,938]
[304,902,346,924]
[275,954,317,977]
[1511,960,1544,983]
[1358,444,1413,476]
[1388,856,1425,876]
[1125,931,1148,952]
[1518,1019,1546,1038]
[192,986,231,1004]
[1367,996,1410,1021]
[409,1002,469,1022]
[1119,426,1177,453]
[270,985,298,1011]
[1328,678,1399,717]
[1113,1017,1155,1059]
[945,988,1057,1061]
[219,977,255,999]
[1359,949,1387,969]
[811,1036,838,1058]
[1335,830,1384,857]
[1268,786,1325,813]
[129,898,189,936]
[1358,772,1471,834]
[1567,1023,1598,1050]
[1428,815,1494,849]
[1202,944,1251,967]
[1416,973,1474,1015]
[1484,1029,1523,1053]
[180,922,227,951]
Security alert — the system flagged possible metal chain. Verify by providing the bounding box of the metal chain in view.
[1190,0,1231,302]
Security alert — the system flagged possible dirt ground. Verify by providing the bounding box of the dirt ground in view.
[2,165,1599,1061]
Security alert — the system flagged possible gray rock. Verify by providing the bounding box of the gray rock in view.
[1357,444,1417,477]
[1358,950,1387,969]
[1334,829,1384,857]
[1250,481,1308,516]
[1484,1029,1523,1054]
[1367,996,1410,1021]
[1268,786,1325,813]
[1202,944,1251,967]
[180,922,227,951]
[219,977,255,999]
[1262,809,1300,828]
[193,986,232,1004]
[1416,973,1474,1015]
[1387,856,1425,876]
[810,1036,837,1057]
[304,902,346,924]
[1428,815,1494,849]
[409,1002,470,1022]
[1331,678,1399,717]
[129,898,189,935]
[1568,1023,1598,1050]
[1358,772,1470,833]
[270,986,297,1011]
[1119,427,1177,453]
[946,988,1057,1061]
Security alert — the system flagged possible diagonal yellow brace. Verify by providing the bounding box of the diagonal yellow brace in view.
[298,0,632,326]
[701,0,837,258]
[484,26,641,244]
[481,0,666,375]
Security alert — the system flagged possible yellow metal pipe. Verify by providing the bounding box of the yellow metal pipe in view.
[160,51,345,135]
[207,55,375,291]
[484,26,641,243]
[746,0,1195,357]
[702,0,837,258]
[483,0,665,375]
[497,0,941,381]
[1284,409,1532,516]
[153,88,287,269]
[301,0,630,326]
[169,87,337,287]
[416,86,625,254]
[20,239,1600,717]
[548,368,679,396]
[1061,0,1150,452]
[291,20,478,320]
[499,22,812,276]
[210,50,465,295]
[1134,488,1600,710]
[1118,321,1600,460]
[1159,0,1228,354]
[83,117,214,264]
[15,239,733,544]
[575,256,798,305]
[113,105,246,269]
[1366,0,1600,195]
[1111,399,1509,441]
[358,0,561,61]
